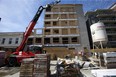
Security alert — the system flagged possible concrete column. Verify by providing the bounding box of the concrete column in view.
[50,28,53,35]
[42,28,45,46]
[59,28,62,35]
[33,29,37,45]
[59,37,62,44]
[69,37,72,44]
[68,28,70,35]
[33,29,36,35]
[33,37,36,45]
[50,37,53,44]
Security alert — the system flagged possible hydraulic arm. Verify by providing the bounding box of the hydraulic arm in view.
[16,0,60,52]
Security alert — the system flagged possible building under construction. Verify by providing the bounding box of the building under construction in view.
[28,4,90,51]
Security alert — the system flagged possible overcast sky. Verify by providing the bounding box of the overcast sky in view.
[0,0,115,32]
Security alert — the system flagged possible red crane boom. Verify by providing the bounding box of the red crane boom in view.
[16,0,60,52]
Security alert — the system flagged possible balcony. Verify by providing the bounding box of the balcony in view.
[43,26,79,29]
[97,13,116,17]
[45,12,77,15]
[44,44,81,47]
[45,34,80,37]
[99,18,116,22]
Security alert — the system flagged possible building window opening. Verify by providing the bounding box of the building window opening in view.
[68,48,75,50]
[45,29,50,35]
[45,15,51,19]
[36,38,41,43]
[53,14,58,19]
[27,38,33,45]
[9,38,12,44]
[71,37,79,43]
[15,38,19,44]
[45,29,50,32]
[53,21,58,26]
[46,7,51,12]
[61,21,67,26]
[53,29,59,34]
[1,38,5,44]
[45,22,50,24]
[62,37,68,44]
[45,22,51,27]
[44,38,50,44]
[53,38,59,43]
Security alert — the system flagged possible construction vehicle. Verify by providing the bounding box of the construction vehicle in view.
[5,0,61,67]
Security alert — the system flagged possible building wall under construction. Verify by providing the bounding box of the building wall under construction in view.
[28,4,90,51]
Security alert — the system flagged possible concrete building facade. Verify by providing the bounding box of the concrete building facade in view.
[31,4,90,51]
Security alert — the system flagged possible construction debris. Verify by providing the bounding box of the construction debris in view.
[56,57,82,77]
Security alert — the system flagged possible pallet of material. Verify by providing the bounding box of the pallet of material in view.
[20,58,34,77]
[33,54,51,77]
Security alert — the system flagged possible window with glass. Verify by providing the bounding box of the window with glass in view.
[9,38,12,44]
[1,38,5,44]
[15,38,19,44]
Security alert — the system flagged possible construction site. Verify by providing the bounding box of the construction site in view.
[0,0,116,77]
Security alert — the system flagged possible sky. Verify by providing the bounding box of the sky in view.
[0,0,116,32]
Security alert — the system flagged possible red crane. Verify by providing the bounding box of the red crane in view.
[16,0,60,52]
[6,0,60,66]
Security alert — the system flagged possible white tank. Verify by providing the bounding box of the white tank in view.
[90,22,108,43]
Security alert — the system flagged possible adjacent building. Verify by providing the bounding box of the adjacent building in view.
[30,4,90,51]
[109,2,116,11]
[0,32,23,50]
[85,7,116,48]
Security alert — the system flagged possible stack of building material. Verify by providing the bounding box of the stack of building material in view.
[20,58,34,77]
[33,54,51,77]
[61,66,79,77]
[103,52,116,68]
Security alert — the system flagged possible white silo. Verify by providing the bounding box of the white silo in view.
[90,22,108,45]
